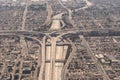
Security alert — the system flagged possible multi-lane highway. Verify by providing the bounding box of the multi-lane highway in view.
[43,0,53,26]
[0,0,120,80]
[58,0,93,27]
[61,39,77,80]
[79,35,110,80]
[21,0,29,31]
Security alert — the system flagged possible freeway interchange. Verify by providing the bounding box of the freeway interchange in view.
[0,0,120,80]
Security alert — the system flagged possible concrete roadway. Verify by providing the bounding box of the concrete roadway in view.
[58,0,74,26]
[58,0,94,27]
[21,0,30,31]
[20,36,46,80]
[0,27,119,36]
[61,39,77,80]
[40,29,77,80]
[44,0,53,26]
[50,13,64,30]
[48,31,78,80]
[74,0,93,12]
[38,36,46,80]
[44,37,71,80]
[49,38,57,80]
[79,35,110,80]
